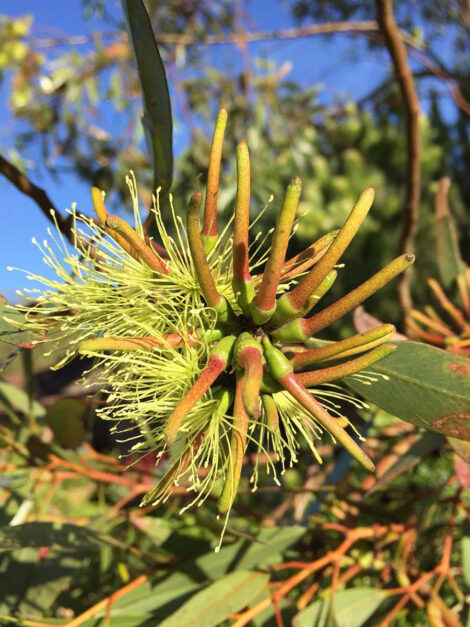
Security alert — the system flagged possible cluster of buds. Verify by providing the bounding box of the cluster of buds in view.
[10,109,414,530]
[406,270,470,355]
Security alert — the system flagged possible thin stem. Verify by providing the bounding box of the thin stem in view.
[375,0,421,318]
[251,177,302,324]
[201,107,228,253]
[292,324,395,369]
[295,343,397,387]
[232,141,254,311]
[106,215,168,274]
[218,372,250,514]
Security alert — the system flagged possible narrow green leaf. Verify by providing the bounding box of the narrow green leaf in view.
[121,0,173,197]
[346,341,470,441]
[294,588,387,627]
[195,525,305,580]
[366,431,445,494]
[159,570,269,627]
[45,398,87,449]
[448,436,470,463]
[435,177,464,287]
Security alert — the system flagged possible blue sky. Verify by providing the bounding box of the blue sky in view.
[0,1,455,300]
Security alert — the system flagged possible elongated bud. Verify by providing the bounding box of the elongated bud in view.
[279,373,374,471]
[275,253,415,342]
[295,343,397,387]
[278,187,375,316]
[106,214,168,274]
[78,328,224,355]
[187,192,234,325]
[232,142,255,313]
[278,230,339,281]
[234,332,263,418]
[165,335,236,444]
[262,394,279,433]
[251,177,302,324]
[201,108,228,254]
[409,309,453,337]
[272,269,337,327]
[427,277,468,330]
[218,372,250,514]
[91,187,108,225]
[293,324,395,369]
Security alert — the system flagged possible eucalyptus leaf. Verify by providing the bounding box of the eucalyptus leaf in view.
[0,380,45,418]
[121,0,173,197]
[434,177,464,287]
[0,522,106,553]
[159,570,270,627]
[0,302,44,349]
[45,398,87,449]
[346,341,470,440]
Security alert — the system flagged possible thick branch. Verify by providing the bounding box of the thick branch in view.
[375,0,421,318]
[0,154,74,244]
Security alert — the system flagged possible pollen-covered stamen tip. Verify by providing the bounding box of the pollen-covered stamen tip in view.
[262,335,375,472]
[164,335,236,445]
[234,332,263,418]
[251,177,302,325]
[232,141,255,313]
[201,107,228,255]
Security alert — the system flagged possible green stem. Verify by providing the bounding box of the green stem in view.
[201,107,228,254]
[251,177,302,324]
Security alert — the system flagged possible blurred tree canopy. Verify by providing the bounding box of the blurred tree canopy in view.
[1,0,470,326]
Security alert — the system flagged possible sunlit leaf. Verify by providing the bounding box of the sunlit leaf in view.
[121,0,173,197]
[346,341,470,440]
[159,571,270,627]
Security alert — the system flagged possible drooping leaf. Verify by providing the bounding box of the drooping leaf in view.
[121,0,173,197]
[434,177,464,287]
[346,341,470,441]
[45,398,87,449]
[159,570,270,627]
[365,431,445,494]
[0,302,45,349]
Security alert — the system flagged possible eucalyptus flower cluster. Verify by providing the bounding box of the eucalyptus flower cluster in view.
[9,109,414,532]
